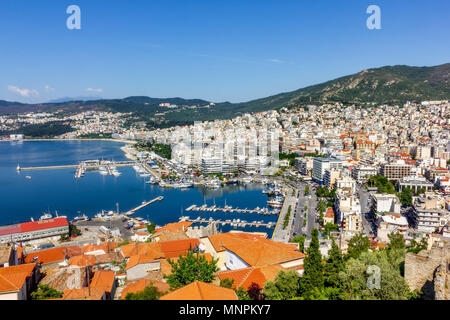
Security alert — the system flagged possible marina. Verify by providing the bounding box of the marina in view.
[185,204,280,215]
[180,216,276,229]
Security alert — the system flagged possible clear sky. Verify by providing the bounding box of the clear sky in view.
[1,0,449,103]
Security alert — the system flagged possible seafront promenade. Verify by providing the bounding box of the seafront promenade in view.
[271,187,297,243]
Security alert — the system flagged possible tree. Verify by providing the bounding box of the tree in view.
[387,233,406,251]
[165,250,218,289]
[398,188,413,206]
[346,234,371,260]
[291,235,306,252]
[125,284,162,300]
[247,282,264,300]
[235,287,250,300]
[407,238,428,254]
[304,185,310,196]
[324,237,345,289]
[299,229,324,298]
[323,223,338,236]
[146,222,156,234]
[263,270,301,300]
[219,278,234,289]
[31,284,62,300]
[69,223,81,236]
[338,250,411,300]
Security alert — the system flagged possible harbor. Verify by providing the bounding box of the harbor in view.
[185,204,280,215]
[180,216,276,229]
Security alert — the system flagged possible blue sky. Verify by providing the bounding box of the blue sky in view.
[0,0,449,103]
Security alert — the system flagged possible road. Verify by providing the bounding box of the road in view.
[356,183,375,236]
[289,181,319,240]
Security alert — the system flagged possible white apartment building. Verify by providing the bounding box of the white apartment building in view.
[312,157,343,184]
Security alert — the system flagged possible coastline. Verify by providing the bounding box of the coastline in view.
[0,138,137,144]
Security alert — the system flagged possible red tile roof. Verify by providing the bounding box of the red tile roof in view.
[20,218,69,233]
[160,281,238,300]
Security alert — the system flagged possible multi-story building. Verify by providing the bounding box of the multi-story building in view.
[398,176,434,193]
[323,168,341,189]
[335,189,362,235]
[351,166,378,183]
[295,157,314,177]
[411,193,449,233]
[381,162,412,181]
[370,194,401,221]
[0,218,69,244]
[312,157,342,184]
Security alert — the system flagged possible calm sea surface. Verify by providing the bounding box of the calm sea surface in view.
[0,141,276,235]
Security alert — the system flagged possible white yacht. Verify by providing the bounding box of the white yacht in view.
[39,212,53,220]
[99,166,108,175]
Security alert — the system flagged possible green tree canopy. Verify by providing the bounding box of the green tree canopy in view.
[299,229,324,298]
[346,234,371,260]
[31,284,62,300]
[125,284,163,300]
[338,250,411,300]
[324,237,345,289]
[263,270,301,300]
[165,250,218,289]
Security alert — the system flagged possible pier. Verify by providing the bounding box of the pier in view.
[185,204,279,215]
[181,216,275,229]
[124,196,164,215]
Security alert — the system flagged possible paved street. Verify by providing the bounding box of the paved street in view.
[356,183,375,236]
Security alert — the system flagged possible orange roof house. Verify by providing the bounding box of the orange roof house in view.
[155,221,193,234]
[0,263,39,300]
[223,237,305,269]
[62,287,106,300]
[24,246,82,266]
[124,238,201,281]
[216,265,284,290]
[120,279,169,299]
[90,270,116,300]
[160,281,238,300]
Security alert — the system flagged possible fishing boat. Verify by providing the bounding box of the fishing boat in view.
[267,196,284,208]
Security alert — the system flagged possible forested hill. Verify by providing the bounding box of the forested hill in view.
[1,63,448,127]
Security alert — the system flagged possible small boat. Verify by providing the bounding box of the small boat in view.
[40,212,53,220]
[26,176,32,180]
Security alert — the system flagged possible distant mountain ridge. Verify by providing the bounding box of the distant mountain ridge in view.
[0,63,448,125]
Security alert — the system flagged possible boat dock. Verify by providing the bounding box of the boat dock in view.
[185,204,279,215]
[181,216,276,229]
[17,160,140,172]
[124,196,164,215]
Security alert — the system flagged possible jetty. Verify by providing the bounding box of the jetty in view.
[124,196,164,215]
[185,204,279,215]
[181,216,276,229]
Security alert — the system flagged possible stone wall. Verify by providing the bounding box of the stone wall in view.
[404,246,449,299]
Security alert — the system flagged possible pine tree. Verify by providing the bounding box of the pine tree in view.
[299,229,324,298]
[324,237,345,289]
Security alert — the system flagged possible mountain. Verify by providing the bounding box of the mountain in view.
[234,63,450,110]
[0,63,448,126]
[46,96,103,103]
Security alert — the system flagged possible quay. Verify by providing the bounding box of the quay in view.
[185,204,279,215]
[124,196,164,215]
[17,160,140,172]
[181,216,275,229]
